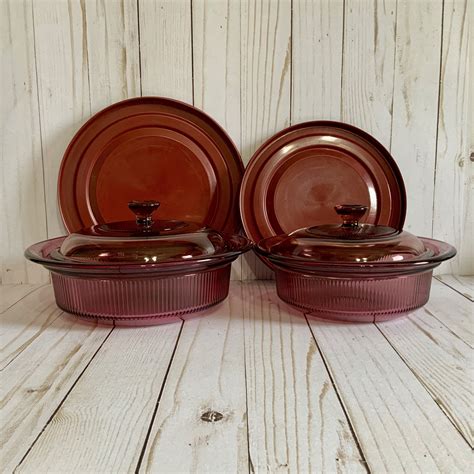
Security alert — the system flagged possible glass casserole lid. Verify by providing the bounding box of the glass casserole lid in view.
[28,200,251,271]
[25,199,251,324]
[256,204,456,269]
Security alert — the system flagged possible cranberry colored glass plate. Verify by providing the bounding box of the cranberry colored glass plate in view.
[59,97,244,233]
[240,121,406,243]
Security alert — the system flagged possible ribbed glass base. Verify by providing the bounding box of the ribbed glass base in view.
[276,269,432,322]
[51,265,231,325]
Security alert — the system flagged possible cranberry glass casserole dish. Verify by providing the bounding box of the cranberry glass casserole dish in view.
[256,205,456,322]
[26,201,251,325]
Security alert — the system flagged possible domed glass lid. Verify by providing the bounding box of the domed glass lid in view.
[57,200,247,264]
[257,204,433,264]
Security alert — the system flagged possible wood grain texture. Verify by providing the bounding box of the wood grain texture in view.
[243,282,366,472]
[0,285,60,369]
[139,0,193,101]
[140,283,248,473]
[84,0,140,112]
[1,0,48,284]
[436,274,474,302]
[192,0,242,281]
[292,0,343,122]
[342,0,397,148]
[0,280,472,470]
[308,318,471,472]
[0,283,45,313]
[32,0,91,238]
[390,0,443,236]
[240,0,291,281]
[433,0,471,275]
[192,0,240,146]
[2,0,473,282]
[377,308,473,447]
[17,323,181,473]
[427,278,473,346]
[0,316,110,472]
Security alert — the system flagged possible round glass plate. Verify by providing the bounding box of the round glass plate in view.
[59,97,244,233]
[240,121,406,243]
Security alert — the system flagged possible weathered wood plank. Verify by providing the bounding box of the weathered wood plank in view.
[192,0,240,147]
[140,283,248,473]
[0,316,111,472]
[427,278,473,346]
[85,0,140,112]
[0,285,60,369]
[308,317,471,472]
[32,0,91,238]
[377,308,473,447]
[390,0,443,236]
[0,284,45,313]
[433,0,471,275]
[292,0,343,122]
[1,0,48,284]
[192,0,242,280]
[240,0,291,280]
[139,0,193,101]
[436,274,474,302]
[342,0,397,148]
[243,282,366,472]
[17,323,182,473]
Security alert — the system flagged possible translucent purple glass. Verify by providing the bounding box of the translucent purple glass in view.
[51,265,231,326]
[25,200,252,325]
[256,205,456,322]
[275,267,433,322]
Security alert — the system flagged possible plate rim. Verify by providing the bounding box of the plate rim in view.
[240,120,407,243]
[58,96,244,234]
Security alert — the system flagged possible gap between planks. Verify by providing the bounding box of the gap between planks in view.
[435,275,474,302]
[2,279,472,472]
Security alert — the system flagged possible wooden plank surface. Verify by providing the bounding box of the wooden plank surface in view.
[192,0,242,281]
[390,0,443,236]
[84,0,140,112]
[292,0,343,122]
[1,0,48,284]
[307,317,472,472]
[433,0,471,275]
[0,284,45,313]
[140,283,248,473]
[377,309,473,447]
[0,279,472,472]
[192,0,240,146]
[0,285,61,369]
[436,274,474,302]
[0,316,111,472]
[139,0,193,101]
[32,0,91,238]
[342,0,397,148]
[427,278,473,346]
[17,323,182,473]
[2,0,473,283]
[240,0,292,281]
[243,282,366,472]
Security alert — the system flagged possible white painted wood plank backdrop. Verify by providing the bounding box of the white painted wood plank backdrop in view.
[243,282,366,472]
[140,284,248,473]
[16,323,182,473]
[307,318,472,472]
[1,0,471,282]
[2,278,472,472]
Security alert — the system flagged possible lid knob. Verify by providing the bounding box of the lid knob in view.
[128,200,160,229]
[335,204,368,228]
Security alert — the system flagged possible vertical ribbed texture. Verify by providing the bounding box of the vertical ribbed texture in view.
[276,270,433,322]
[51,265,231,324]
